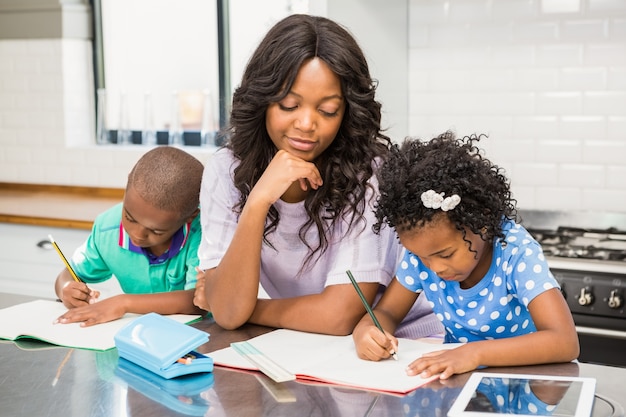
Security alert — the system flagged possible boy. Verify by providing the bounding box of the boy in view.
[54,146,206,326]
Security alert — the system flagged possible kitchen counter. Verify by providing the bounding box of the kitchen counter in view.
[0,182,123,229]
[0,293,624,417]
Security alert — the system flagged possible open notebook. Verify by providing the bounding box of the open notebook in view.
[0,299,202,351]
[209,328,462,395]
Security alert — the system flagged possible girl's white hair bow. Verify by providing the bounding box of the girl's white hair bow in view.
[420,190,461,212]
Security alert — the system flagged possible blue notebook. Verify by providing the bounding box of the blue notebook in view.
[114,312,213,379]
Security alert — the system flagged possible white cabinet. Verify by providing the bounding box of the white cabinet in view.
[0,223,121,299]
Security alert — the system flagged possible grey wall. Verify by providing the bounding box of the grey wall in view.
[0,0,91,39]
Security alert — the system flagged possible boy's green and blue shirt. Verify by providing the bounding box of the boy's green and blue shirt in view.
[69,203,200,294]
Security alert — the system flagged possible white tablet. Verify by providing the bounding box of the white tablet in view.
[448,372,596,417]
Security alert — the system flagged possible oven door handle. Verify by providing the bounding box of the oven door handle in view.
[576,325,626,340]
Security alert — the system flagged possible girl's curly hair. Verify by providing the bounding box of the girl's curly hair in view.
[374,131,517,251]
[223,14,391,265]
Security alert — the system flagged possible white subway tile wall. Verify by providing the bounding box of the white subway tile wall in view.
[0,1,624,212]
[0,39,212,189]
[408,0,626,211]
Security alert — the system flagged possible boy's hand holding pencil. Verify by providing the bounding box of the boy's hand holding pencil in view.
[59,280,98,309]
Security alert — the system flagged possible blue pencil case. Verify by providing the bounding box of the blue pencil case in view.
[114,312,213,379]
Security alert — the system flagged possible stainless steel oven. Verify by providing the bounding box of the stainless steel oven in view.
[521,210,626,368]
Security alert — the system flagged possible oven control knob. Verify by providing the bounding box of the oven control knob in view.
[607,290,623,309]
[577,287,594,306]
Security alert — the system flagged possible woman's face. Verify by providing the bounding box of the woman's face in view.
[265,57,345,162]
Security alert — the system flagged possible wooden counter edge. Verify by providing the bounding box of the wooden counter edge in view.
[0,183,124,230]
[0,215,94,230]
[0,182,125,199]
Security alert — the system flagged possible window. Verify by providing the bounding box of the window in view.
[94,0,310,147]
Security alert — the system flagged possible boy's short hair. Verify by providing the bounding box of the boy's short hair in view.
[127,146,204,218]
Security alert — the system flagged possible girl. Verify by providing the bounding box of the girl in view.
[352,131,579,378]
[193,14,441,338]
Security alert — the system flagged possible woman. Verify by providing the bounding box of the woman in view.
[194,14,441,338]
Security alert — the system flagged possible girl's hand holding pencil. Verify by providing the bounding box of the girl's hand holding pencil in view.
[352,318,400,362]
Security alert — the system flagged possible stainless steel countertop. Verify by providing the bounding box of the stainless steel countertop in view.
[0,293,624,417]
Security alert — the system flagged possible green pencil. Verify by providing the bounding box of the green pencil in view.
[346,270,398,360]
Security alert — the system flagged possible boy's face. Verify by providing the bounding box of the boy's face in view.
[121,185,187,255]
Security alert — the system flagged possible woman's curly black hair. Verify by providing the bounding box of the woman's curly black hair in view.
[374,131,517,251]
[223,14,391,264]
